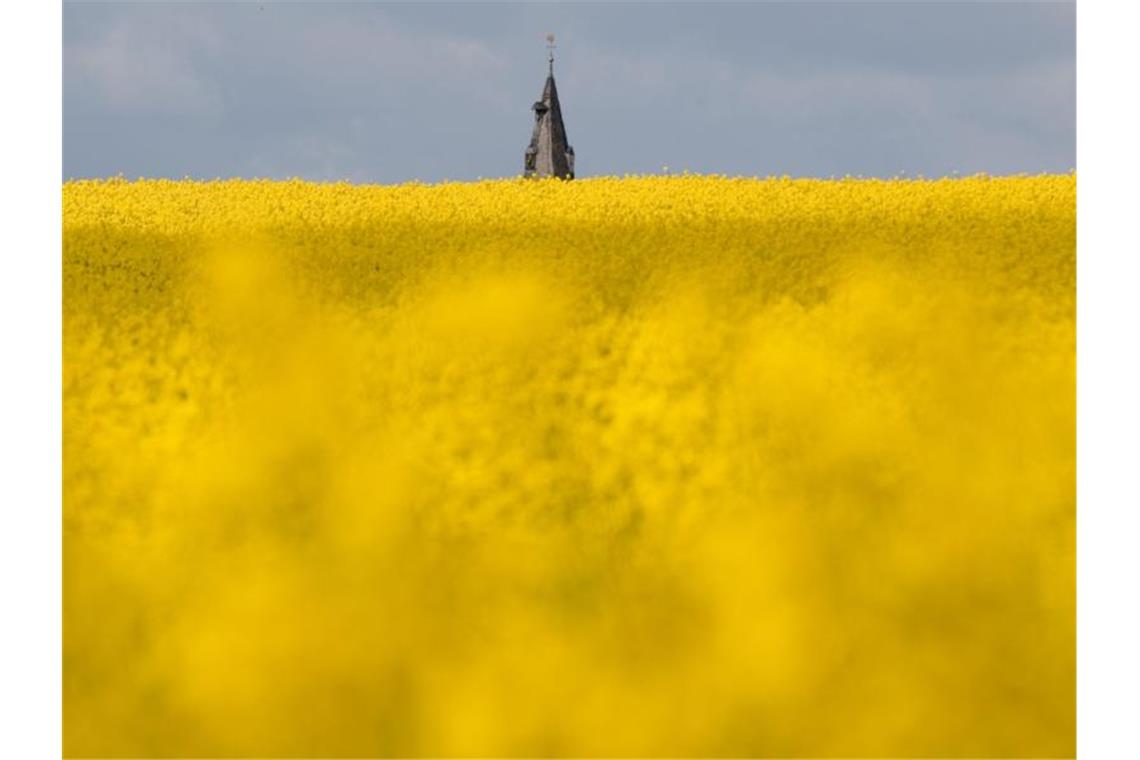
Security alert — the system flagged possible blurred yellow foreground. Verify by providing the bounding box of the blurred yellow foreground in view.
[63,175,1075,757]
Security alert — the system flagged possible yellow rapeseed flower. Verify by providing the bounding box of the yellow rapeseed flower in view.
[63,175,1075,758]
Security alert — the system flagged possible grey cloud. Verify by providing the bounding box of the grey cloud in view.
[64,1,1075,182]
[66,10,224,119]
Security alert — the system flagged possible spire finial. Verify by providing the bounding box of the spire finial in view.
[546,33,555,74]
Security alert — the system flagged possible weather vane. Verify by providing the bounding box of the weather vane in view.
[546,33,556,72]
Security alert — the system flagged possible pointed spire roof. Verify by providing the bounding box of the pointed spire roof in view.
[524,39,574,179]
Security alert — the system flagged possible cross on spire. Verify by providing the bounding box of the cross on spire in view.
[524,35,575,179]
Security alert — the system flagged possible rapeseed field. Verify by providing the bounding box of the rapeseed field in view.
[63,175,1075,758]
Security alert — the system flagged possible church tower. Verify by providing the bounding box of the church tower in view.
[524,35,575,179]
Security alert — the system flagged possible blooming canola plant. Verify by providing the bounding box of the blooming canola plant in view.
[63,174,1075,758]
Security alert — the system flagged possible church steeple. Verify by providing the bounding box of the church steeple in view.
[524,34,575,179]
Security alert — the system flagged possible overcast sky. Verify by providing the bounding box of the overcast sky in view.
[63,1,1075,182]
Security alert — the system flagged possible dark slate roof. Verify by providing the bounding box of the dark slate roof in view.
[524,60,574,179]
